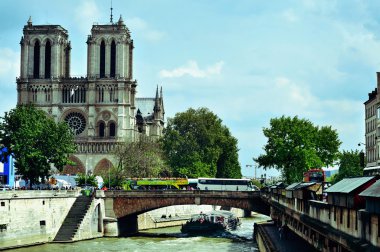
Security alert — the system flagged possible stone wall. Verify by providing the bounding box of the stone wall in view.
[0,190,79,250]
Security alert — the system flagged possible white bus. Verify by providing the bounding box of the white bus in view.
[196,178,257,191]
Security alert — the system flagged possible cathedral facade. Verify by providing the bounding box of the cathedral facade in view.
[16,16,164,174]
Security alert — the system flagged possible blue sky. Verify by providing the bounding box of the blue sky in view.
[0,0,378,178]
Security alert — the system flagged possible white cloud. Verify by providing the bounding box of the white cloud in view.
[159,60,224,78]
[74,0,101,34]
[336,23,380,67]
[127,17,148,30]
[0,48,19,84]
[274,77,314,107]
[126,17,165,42]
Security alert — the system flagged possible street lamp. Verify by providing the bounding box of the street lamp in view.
[108,161,111,189]
[358,143,366,168]
[246,164,259,179]
[246,164,253,178]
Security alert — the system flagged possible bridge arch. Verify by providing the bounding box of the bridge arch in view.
[103,191,269,219]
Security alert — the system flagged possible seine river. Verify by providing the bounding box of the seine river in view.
[10,217,266,252]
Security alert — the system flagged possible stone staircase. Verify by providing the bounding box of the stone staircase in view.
[53,195,93,242]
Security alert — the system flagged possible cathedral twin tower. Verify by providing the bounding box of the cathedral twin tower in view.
[16,16,164,174]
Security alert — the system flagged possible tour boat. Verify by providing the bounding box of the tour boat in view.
[181,210,241,234]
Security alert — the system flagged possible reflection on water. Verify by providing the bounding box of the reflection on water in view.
[9,217,268,252]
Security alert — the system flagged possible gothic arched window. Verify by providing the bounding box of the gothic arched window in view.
[100,41,106,78]
[109,122,116,137]
[110,40,116,78]
[33,41,40,78]
[99,121,105,137]
[45,40,51,78]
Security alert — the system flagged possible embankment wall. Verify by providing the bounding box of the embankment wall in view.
[0,190,79,250]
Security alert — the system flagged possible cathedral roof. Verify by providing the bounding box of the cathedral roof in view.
[135,98,155,119]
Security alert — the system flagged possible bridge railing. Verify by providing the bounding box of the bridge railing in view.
[98,190,260,198]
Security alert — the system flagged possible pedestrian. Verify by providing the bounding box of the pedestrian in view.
[279,226,284,239]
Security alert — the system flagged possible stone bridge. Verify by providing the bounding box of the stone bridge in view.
[97,190,269,236]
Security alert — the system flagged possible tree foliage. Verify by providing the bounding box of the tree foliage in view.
[332,150,363,184]
[113,135,170,179]
[161,107,242,178]
[0,104,76,186]
[255,116,341,184]
[75,173,98,187]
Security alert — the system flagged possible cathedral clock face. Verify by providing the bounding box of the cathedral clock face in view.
[65,112,86,135]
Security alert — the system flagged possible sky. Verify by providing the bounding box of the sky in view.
[0,0,378,178]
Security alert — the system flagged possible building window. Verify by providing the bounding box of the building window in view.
[45,40,51,78]
[109,122,116,137]
[0,224,7,232]
[64,112,86,135]
[109,87,116,102]
[0,202,4,207]
[110,40,116,78]
[99,41,105,78]
[97,86,104,103]
[99,122,105,137]
[32,88,38,102]
[33,40,40,78]
[45,88,51,102]
[40,220,46,226]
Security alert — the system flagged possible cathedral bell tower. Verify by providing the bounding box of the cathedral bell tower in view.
[20,16,70,80]
[86,16,133,79]
[17,16,71,106]
[16,13,164,176]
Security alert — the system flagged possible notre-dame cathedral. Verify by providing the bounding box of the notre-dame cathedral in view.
[16,15,164,175]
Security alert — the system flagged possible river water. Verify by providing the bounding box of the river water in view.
[10,216,268,252]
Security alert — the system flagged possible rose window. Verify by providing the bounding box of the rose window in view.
[65,112,86,135]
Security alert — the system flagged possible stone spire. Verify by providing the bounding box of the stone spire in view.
[118,15,124,26]
[110,0,113,23]
[27,16,32,27]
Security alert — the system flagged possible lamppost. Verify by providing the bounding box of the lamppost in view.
[85,158,88,187]
[358,142,366,168]
[246,164,259,179]
[246,164,253,178]
[108,161,111,189]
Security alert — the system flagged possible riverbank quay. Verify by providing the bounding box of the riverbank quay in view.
[0,189,260,250]
[254,221,318,252]
[0,189,104,250]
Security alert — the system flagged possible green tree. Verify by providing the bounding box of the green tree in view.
[161,107,242,178]
[75,173,98,187]
[332,150,363,183]
[255,116,341,184]
[113,135,170,179]
[0,104,76,186]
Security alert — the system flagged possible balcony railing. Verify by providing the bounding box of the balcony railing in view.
[74,138,119,154]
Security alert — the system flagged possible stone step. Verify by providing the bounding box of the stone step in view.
[53,196,93,242]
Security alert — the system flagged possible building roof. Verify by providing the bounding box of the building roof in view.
[293,182,316,190]
[325,176,375,194]
[285,182,301,190]
[270,182,286,189]
[364,88,377,105]
[135,98,155,118]
[359,180,380,198]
